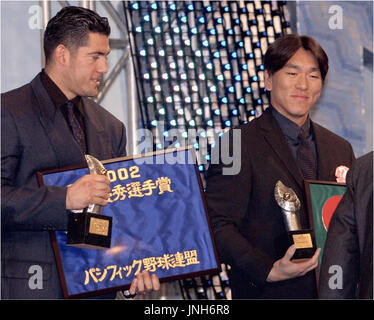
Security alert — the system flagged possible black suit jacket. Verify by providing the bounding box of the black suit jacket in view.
[319,151,373,299]
[1,73,127,299]
[205,108,355,299]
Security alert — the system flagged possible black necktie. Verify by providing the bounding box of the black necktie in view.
[297,128,317,180]
[66,101,86,154]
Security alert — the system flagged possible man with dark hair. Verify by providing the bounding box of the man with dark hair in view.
[205,34,355,299]
[1,6,159,299]
[43,6,111,64]
[264,34,329,82]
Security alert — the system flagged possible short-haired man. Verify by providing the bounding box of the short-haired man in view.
[205,34,355,299]
[1,6,159,299]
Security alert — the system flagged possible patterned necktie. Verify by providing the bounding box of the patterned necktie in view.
[66,101,86,154]
[297,128,317,180]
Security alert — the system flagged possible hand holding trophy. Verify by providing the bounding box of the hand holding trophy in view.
[66,155,112,249]
[274,180,316,260]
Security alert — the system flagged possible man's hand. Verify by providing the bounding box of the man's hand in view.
[66,174,111,210]
[266,245,321,282]
[129,270,161,295]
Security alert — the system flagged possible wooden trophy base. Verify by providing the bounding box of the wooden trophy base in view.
[289,229,316,260]
[67,212,112,249]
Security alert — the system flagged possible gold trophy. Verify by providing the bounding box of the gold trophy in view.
[274,181,316,259]
[66,155,112,249]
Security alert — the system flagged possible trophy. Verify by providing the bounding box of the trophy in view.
[274,180,316,260]
[66,155,112,249]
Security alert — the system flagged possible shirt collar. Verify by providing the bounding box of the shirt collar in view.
[40,69,84,115]
[270,105,312,143]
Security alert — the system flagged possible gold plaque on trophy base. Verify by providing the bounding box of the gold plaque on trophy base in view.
[67,212,112,249]
[289,229,316,260]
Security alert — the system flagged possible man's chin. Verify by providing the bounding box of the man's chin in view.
[82,89,99,98]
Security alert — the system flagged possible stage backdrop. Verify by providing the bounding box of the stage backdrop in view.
[293,1,373,157]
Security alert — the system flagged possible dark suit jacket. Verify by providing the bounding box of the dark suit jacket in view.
[319,151,373,299]
[1,73,127,299]
[205,108,355,299]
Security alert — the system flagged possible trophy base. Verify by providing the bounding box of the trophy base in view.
[288,229,316,260]
[67,212,112,249]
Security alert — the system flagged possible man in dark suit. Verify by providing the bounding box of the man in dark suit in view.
[1,6,159,299]
[205,34,355,299]
[319,151,373,299]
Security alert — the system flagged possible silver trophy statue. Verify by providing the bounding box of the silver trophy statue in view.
[66,155,112,249]
[274,181,315,259]
[85,155,107,214]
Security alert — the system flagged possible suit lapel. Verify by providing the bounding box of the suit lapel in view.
[312,122,333,180]
[31,74,85,168]
[258,109,304,190]
[258,110,334,184]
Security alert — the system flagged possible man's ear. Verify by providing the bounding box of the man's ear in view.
[54,44,70,66]
[264,70,272,91]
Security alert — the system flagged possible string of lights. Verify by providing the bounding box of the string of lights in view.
[124,0,291,168]
[124,1,291,174]
[123,0,292,299]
